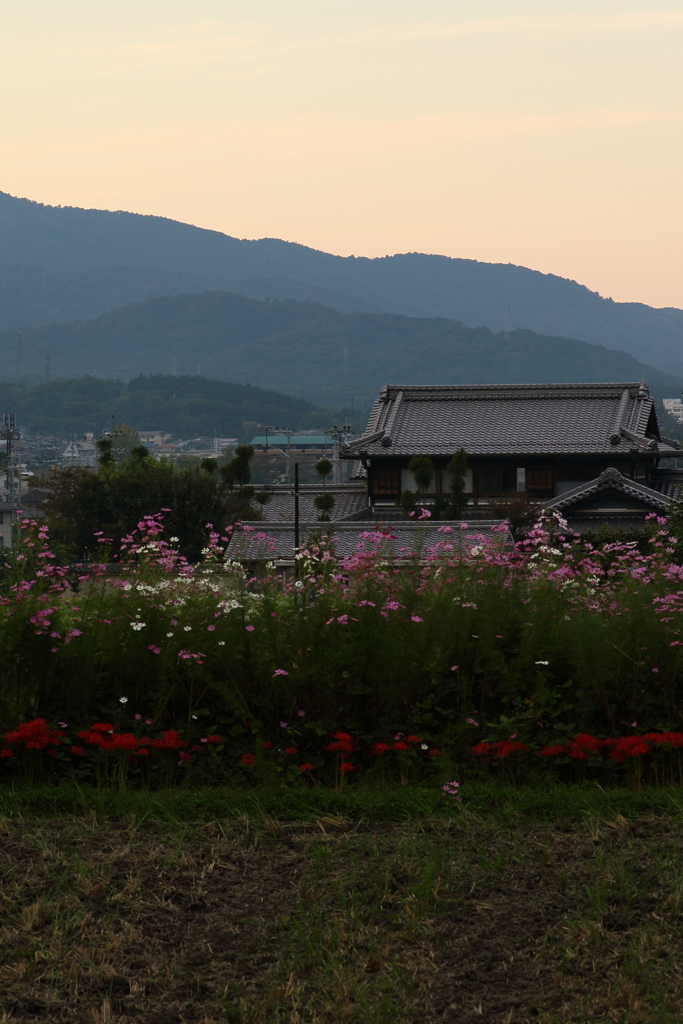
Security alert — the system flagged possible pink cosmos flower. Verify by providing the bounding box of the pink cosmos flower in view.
[273,669,289,676]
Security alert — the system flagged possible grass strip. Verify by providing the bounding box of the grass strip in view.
[2,781,683,822]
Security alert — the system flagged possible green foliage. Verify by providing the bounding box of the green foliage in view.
[96,437,113,467]
[408,456,434,494]
[0,373,327,437]
[41,460,258,561]
[399,489,416,515]
[315,458,333,484]
[314,492,335,521]
[445,449,468,519]
[2,290,681,411]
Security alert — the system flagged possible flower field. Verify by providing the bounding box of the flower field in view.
[3,510,683,790]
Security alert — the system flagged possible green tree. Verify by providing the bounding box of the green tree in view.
[315,458,335,520]
[400,489,416,516]
[96,437,113,468]
[408,457,434,496]
[314,492,335,521]
[42,458,261,562]
[446,449,468,519]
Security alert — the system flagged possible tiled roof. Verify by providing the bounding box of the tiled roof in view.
[544,468,671,512]
[341,383,678,458]
[228,520,511,561]
[251,484,367,523]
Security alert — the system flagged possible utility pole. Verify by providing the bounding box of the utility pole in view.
[327,423,352,484]
[258,424,292,486]
[1,412,20,503]
[294,462,299,580]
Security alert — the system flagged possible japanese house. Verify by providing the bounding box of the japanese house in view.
[339,382,682,528]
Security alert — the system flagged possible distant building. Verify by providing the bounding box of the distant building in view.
[250,434,332,452]
[663,398,683,423]
[61,439,98,469]
[138,430,172,446]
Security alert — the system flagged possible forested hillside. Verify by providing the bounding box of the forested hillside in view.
[0,374,330,437]
[1,291,681,408]
[1,191,683,374]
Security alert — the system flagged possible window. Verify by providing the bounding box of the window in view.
[401,469,417,493]
[374,468,400,495]
[526,467,555,498]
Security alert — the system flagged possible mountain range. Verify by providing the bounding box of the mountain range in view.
[1,191,683,379]
[2,291,681,409]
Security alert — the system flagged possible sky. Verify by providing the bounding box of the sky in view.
[1,0,682,307]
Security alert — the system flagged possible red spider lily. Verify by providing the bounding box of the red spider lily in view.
[90,723,114,733]
[471,740,529,759]
[567,734,605,759]
[77,730,140,752]
[339,762,356,772]
[4,719,63,750]
[608,736,650,762]
[299,763,314,771]
[0,749,13,759]
[204,734,222,744]
[643,732,683,747]
[405,735,421,743]
[240,753,256,767]
[261,741,273,750]
[284,747,297,754]
[327,731,354,753]
[149,730,186,751]
[371,742,390,756]
[539,744,566,757]
[428,747,442,757]
[70,746,84,756]
[393,741,408,751]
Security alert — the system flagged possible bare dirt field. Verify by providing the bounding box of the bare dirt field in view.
[1,813,682,1023]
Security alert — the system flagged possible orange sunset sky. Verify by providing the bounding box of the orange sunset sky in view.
[2,0,683,307]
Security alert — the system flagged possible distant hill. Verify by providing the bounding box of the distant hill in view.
[0,267,384,332]
[1,191,683,375]
[0,374,328,438]
[1,291,681,409]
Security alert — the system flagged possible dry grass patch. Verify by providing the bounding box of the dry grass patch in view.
[1,813,683,1022]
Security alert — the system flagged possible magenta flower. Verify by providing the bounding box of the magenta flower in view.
[245,625,255,632]
[411,614,423,622]
[273,669,289,676]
